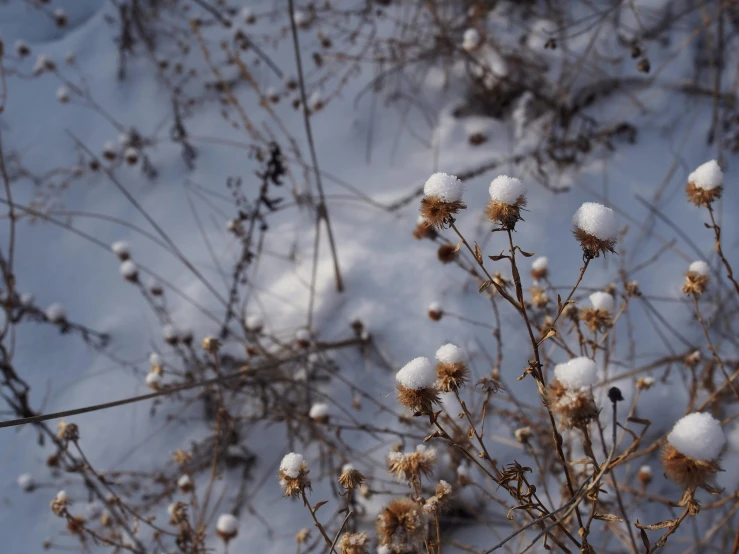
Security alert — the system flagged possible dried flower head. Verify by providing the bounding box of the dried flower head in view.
[66,516,86,535]
[216,513,238,542]
[57,420,79,443]
[295,528,310,544]
[437,243,457,264]
[51,490,68,516]
[339,463,365,490]
[661,412,726,490]
[637,465,653,487]
[412,216,435,240]
[579,291,614,332]
[427,301,443,321]
[177,474,193,493]
[173,449,192,466]
[515,426,533,444]
[530,286,549,309]
[279,452,311,497]
[45,302,67,324]
[387,445,436,487]
[296,328,311,348]
[120,260,138,282]
[547,358,599,429]
[434,343,468,393]
[572,202,618,259]
[420,173,466,229]
[162,324,179,345]
[682,261,709,295]
[201,336,221,353]
[337,532,370,554]
[309,402,330,424]
[635,376,655,390]
[686,160,723,206]
[168,501,187,525]
[396,357,440,413]
[145,371,162,390]
[530,256,548,280]
[486,175,527,229]
[377,498,428,553]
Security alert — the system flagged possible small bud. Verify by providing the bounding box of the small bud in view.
[216,513,238,542]
[124,147,139,165]
[637,465,652,487]
[201,336,221,353]
[177,474,193,493]
[607,386,624,403]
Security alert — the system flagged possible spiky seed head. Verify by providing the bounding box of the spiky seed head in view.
[337,532,370,554]
[376,498,428,553]
[338,465,365,490]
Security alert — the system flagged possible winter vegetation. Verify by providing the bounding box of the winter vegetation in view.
[0,1,738,554]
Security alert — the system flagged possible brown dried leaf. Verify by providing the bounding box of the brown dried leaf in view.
[312,501,328,513]
[594,513,624,522]
[635,519,675,531]
[638,527,650,550]
[474,242,483,264]
[453,240,463,253]
[479,280,493,293]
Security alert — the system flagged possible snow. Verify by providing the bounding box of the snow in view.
[296,329,311,342]
[32,54,52,75]
[293,10,308,26]
[689,260,710,276]
[56,490,67,502]
[423,172,464,203]
[572,202,618,240]
[162,324,178,342]
[688,160,723,190]
[309,91,323,111]
[280,453,305,478]
[341,463,354,472]
[435,343,465,364]
[639,465,652,476]
[111,240,131,257]
[462,28,481,51]
[428,301,442,313]
[45,302,66,323]
[177,475,191,488]
[149,352,162,366]
[145,372,161,387]
[589,292,615,312]
[667,412,726,461]
[56,86,70,103]
[216,513,239,534]
[17,473,34,492]
[309,402,329,419]
[124,147,139,163]
[531,256,548,271]
[377,546,392,554]
[554,357,598,389]
[396,357,436,390]
[119,260,138,279]
[488,175,527,205]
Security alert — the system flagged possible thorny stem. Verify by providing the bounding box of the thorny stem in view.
[449,222,521,310]
[706,205,739,295]
[300,489,335,552]
[691,293,739,399]
[502,229,586,530]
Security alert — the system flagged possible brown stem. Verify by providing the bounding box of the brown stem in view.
[692,294,739,400]
[707,205,739,295]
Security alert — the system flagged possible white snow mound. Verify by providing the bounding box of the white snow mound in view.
[688,160,723,190]
[667,412,726,461]
[554,357,598,389]
[589,291,615,312]
[280,452,305,478]
[689,260,709,276]
[435,343,465,365]
[488,175,527,205]
[396,357,436,390]
[572,202,618,241]
[423,172,464,203]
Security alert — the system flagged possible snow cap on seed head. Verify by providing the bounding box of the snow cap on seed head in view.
[435,344,465,365]
[280,452,305,479]
[532,256,548,271]
[111,240,131,260]
[396,357,436,390]
[589,291,615,313]
[667,412,726,462]
[424,173,464,203]
[488,175,527,205]
[45,303,67,323]
[216,513,238,535]
[573,202,618,241]
[309,402,329,420]
[686,160,723,205]
[554,357,598,390]
[120,260,138,281]
[689,261,709,277]
[572,202,618,258]
[688,160,722,191]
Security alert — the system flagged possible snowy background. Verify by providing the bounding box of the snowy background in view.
[0,0,738,552]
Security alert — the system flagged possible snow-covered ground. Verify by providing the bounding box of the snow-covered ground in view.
[0,1,738,552]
